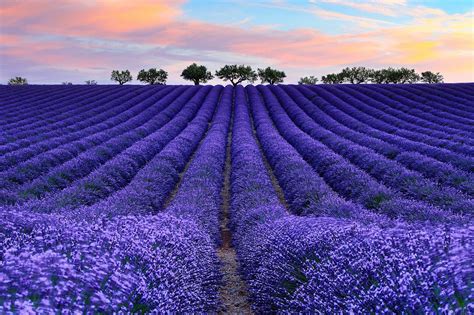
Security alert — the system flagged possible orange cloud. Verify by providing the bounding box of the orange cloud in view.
[0,0,184,38]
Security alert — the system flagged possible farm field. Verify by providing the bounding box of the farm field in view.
[0,83,473,312]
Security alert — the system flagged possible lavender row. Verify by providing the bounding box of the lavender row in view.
[1,86,125,133]
[366,85,474,131]
[230,86,472,313]
[0,87,146,149]
[272,86,473,214]
[0,86,139,147]
[0,86,177,180]
[82,85,221,217]
[0,208,220,312]
[0,85,103,120]
[229,85,286,237]
[243,216,473,313]
[299,86,474,172]
[344,85,474,152]
[254,86,456,222]
[0,87,225,311]
[9,87,212,214]
[394,84,474,116]
[0,85,60,106]
[0,89,179,184]
[247,85,376,220]
[440,83,474,102]
[345,85,474,137]
[283,86,474,196]
[0,87,195,204]
[329,85,474,148]
[0,86,168,165]
[165,85,232,245]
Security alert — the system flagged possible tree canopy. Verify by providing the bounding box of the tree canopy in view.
[384,67,420,84]
[340,67,372,84]
[8,77,28,85]
[215,65,257,86]
[257,67,286,85]
[137,68,168,85]
[421,71,444,84]
[298,76,319,85]
[318,67,443,84]
[321,73,345,84]
[111,70,132,85]
[181,63,214,85]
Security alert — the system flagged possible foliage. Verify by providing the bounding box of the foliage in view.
[421,71,444,83]
[340,67,372,84]
[369,69,390,83]
[321,73,345,84]
[62,82,73,85]
[384,67,420,84]
[320,67,444,84]
[8,77,28,85]
[215,64,257,86]
[85,80,97,85]
[181,63,213,85]
[257,67,286,85]
[137,68,168,85]
[111,70,133,85]
[298,76,318,85]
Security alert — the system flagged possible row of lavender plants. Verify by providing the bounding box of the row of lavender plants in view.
[314,85,474,148]
[282,86,474,196]
[1,86,116,124]
[1,86,132,141]
[249,85,455,222]
[0,86,153,154]
[230,85,473,313]
[268,86,473,215]
[299,86,474,171]
[0,87,196,204]
[0,86,226,312]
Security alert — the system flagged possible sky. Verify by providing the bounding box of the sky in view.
[0,0,473,84]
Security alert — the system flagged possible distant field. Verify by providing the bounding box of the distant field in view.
[0,83,473,313]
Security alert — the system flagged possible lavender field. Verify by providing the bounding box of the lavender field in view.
[0,83,473,313]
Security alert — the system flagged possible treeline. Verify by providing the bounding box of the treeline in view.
[300,67,444,84]
[7,65,443,86]
[105,64,287,86]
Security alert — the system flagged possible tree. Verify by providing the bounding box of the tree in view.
[421,71,443,84]
[369,67,420,84]
[257,67,286,85]
[298,76,318,85]
[215,64,257,86]
[137,68,168,85]
[85,80,97,85]
[378,67,419,84]
[62,82,73,85]
[181,63,213,85]
[369,69,389,84]
[111,70,132,85]
[321,73,344,84]
[8,77,28,85]
[394,67,420,83]
[340,67,372,84]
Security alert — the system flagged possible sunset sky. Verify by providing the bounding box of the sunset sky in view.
[1,0,473,84]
